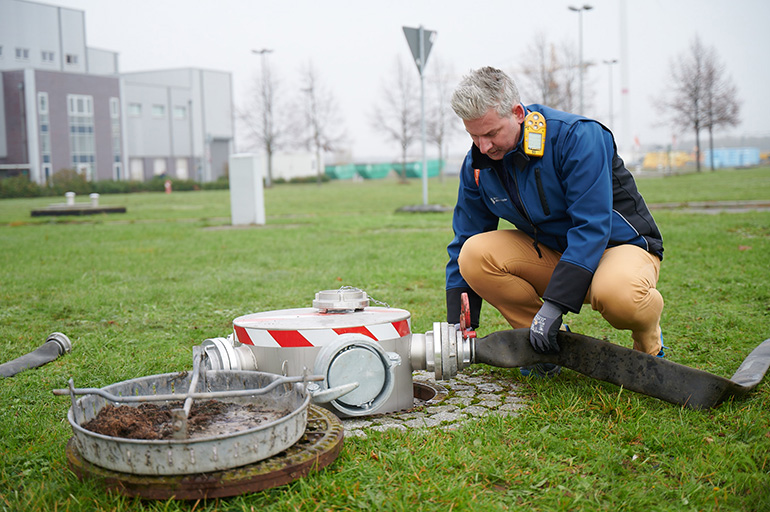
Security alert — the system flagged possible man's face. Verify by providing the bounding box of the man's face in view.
[463,104,525,160]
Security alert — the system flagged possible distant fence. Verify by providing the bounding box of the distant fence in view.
[702,148,760,169]
[325,160,444,180]
[641,147,762,171]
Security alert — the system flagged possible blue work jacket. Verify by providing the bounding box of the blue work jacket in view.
[446,104,663,314]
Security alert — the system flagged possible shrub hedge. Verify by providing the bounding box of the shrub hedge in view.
[0,169,230,199]
[0,168,329,199]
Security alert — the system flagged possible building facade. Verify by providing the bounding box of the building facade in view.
[122,68,234,183]
[0,0,233,184]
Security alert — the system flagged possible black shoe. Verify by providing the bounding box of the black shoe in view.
[520,363,562,378]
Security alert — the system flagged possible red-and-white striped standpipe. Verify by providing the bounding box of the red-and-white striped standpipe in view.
[199,288,473,417]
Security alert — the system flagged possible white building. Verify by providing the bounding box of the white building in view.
[0,0,233,184]
[271,152,322,181]
[122,68,234,182]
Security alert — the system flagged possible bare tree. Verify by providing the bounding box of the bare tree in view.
[665,35,740,172]
[666,38,705,172]
[372,58,421,182]
[702,46,741,171]
[239,57,284,186]
[425,56,458,183]
[559,40,583,113]
[517,33,582,112]
[297,62,347,184]
[519,33,561,105]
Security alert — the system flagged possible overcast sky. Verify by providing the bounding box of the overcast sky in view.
[47,0,770,162]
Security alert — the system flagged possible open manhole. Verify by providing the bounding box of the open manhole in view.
[413,380,448,406]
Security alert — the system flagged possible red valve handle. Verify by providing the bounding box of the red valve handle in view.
[460,292,476,340]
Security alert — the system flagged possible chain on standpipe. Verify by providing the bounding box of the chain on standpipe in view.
[368,294,390,308]
[336,286,390,308]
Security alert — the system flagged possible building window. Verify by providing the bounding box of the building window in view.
[77,163,92,181]
[110,98,120,118]
[110,97,122,175]
[65,53,78,65]
[68,95,92,116]
[38,93,51,176]
[38,92,49,114]
[67,94,95,177]
[130,158,144,181]
[15,47,30,60]
[175,158,189,180]
[173,105,187,120]
[153,158,167,176]
[41,50,55,62]
[128,103,141,117]
[151,104,165,118]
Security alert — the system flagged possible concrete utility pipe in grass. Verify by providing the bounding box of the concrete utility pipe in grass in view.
[0,332,72,378]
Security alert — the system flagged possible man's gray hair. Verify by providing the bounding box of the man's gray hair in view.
[450,67,520,120]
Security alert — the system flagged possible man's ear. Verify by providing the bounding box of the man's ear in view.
[512,104,526,124]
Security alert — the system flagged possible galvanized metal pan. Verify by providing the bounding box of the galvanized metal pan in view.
[65,370,310,476]
[474,328,770,410]
[65,405,344,500]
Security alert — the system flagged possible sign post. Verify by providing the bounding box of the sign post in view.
[402,25,436,206]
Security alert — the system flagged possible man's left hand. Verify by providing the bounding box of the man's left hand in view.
[530,301,564,353]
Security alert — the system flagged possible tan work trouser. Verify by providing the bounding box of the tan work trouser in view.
[458,230,664,355]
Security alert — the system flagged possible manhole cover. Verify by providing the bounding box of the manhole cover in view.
[66,405,343,500]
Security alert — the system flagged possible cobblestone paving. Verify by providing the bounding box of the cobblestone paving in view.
[341,370,527,438]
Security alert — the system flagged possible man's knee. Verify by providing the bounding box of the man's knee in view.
[591,277,663,326]
[590,282,637,314]
[457,234,487,277]
[591,248,660,311]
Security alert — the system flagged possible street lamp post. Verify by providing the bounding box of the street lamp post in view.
[252,48,273,70]
[252,48,274,187]
[568,4,593,115]
[603,59,618,128]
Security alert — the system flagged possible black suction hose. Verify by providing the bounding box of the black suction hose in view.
[0,332,72,378]
[475,328,770,410]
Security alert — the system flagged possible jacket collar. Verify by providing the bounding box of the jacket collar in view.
[470,139,530,172]
[469,104,531,172]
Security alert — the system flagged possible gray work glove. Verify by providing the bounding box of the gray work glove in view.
[529,301,564,353]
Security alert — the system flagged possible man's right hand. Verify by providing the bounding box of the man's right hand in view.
[529,301,564,353]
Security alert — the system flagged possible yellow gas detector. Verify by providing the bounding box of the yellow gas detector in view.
[523,111,546,157]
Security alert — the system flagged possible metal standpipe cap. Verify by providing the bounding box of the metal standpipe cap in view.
[313,333,399,416]
[313,288,370,313]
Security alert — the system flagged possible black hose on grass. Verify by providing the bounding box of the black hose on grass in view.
[0,332,72,378]
[474,328,770,409]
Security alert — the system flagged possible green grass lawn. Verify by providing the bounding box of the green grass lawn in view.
[0,167,768,511]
